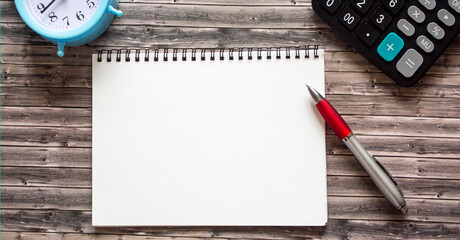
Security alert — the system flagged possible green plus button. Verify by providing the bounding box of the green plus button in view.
[377,32,404,61]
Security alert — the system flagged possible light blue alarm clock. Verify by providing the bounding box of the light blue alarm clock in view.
[15,0,123,57]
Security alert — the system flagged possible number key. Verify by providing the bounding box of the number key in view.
[369,7,392,31]
[320,0,343,14]
[382,0,405,15]
[351,0,373,14]
[338,6,361,30]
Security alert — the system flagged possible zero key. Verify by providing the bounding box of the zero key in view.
[320,0,343,14]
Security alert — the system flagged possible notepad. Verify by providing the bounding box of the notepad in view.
[92,47,327,226]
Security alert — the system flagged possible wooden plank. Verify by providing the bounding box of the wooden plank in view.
[2,44,459,76]
[0,2,323,29]
[1,147,91,168]
[326,134,460,159]
[326,72,460,99]
[1,64,92,88]
[2,126,459,158]
[2,86,460,118]
[2,172,459,200]
[3,106,460,138]
[2,176,459,212]
[1,87,92,108]
[1,197,459,230]
[1,107,92,127]
[341,116,460,138]
[1,167,91,188]
[325,94,460,119]
[0,23,347,52]
[2,23,460,55]
[1,126,91,148]
[3,147,459,180]
[3,64,460,100]
[0,232,215,240]
[328,155,460,180]
[1,187,92,210]
[3,220,460,239]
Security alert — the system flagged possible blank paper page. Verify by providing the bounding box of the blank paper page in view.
[92,48,327,226]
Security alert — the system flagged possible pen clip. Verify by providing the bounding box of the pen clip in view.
[372,156,405,197]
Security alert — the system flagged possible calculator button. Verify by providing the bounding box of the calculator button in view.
[408,6,426,23]
[338,6,361,30]
[397,19,415,36]
[351,0,373,14]
[369,7,392,31]
[382,0,405,15]
[449,0,460,13]
[357,22,380,46]
[396,49,424,78]
[427,22,445,40]
[416,35,435,53]
[437,9,456,27]
[377,32,405,61]
[418,0,436,10]
[320,0,343,14]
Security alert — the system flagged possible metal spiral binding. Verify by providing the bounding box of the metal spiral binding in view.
[96,46,320,62]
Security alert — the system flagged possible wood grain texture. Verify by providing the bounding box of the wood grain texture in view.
[1,0,460,238]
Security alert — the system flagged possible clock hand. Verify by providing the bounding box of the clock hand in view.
[40,0,56,14]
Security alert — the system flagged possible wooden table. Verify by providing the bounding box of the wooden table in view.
[1,0,459,239]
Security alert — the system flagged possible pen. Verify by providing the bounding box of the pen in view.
[306,85,408,214]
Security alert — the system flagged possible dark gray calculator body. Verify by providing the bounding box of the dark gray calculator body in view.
[313,0,460,86]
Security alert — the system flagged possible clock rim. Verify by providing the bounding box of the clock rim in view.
[15,0,111,41]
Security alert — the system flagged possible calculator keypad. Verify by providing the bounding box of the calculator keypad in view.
[312,0,460,86]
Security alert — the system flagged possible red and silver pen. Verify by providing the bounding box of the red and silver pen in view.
[306,85,407,214]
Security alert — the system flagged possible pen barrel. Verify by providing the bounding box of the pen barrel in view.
[343,134,406,211]
[316,99,351,139]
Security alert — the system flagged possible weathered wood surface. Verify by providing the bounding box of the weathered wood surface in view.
[1,0,460,239]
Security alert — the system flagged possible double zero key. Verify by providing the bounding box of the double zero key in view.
[338,6,361,30]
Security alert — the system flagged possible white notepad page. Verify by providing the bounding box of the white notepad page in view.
[92,48,327,226]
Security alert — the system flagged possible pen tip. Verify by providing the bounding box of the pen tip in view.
[400,206,408,214]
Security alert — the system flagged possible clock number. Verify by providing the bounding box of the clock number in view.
[38,0,56,14]
[48,12,58,22]
[86,0,96,9]
[356,0,366,8]
[63,16,70,26]
[76,11,85,21]
[376,14,384,23]
[37,3,45,13]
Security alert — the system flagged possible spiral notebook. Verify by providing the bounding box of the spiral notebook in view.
[92,46,327,226]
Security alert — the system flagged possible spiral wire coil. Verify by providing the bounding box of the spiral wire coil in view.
[97,46,319,62]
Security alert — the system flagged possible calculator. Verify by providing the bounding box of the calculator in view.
[312,0,460,86]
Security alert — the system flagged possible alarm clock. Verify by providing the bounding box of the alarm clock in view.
[15,0,123,57]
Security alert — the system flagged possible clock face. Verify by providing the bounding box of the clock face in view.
[27,0,100,31]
